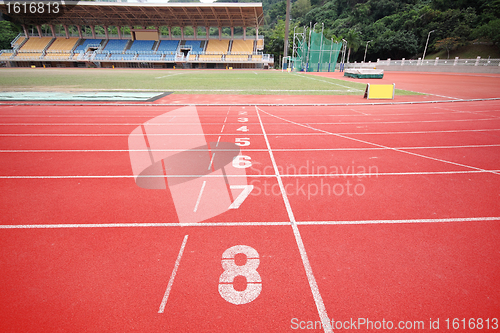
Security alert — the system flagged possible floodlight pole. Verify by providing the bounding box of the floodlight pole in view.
[328,38,333,71]
[283,0,291,61]
[422,30,435,65]
[306,22,315,72]
[340,38,347,72]
[363,40,372,63]
[318,23,324,72]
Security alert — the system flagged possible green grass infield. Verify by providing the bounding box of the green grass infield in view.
[0,68,422,96]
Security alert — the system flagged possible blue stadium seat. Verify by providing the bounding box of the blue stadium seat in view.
[129,40,155,54]
[138,54,163,61]
[157,40,179,55]
[94,53,109,60]
[74,39,102,53]
[184,40,203,55]
[103,40,129,54]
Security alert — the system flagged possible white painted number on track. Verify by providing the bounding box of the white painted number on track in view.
[228,185,254,209]
[235,138,250,147]
[219,245,262,305]
[238,118,249,122]
[236,126,249,132]
[232,155,252,169]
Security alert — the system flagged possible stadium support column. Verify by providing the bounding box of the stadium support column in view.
[194,26,197,39]
[206,26,209,40]
[243,27,246,40]
[218,27,222,40]
[50,25,56,38]
[37,26,42,38]
[168,27,172,39]
[231,27,234,39]
[64,25,69,38]
[255,26,259,40]
[22,25,29,38]
[76,25,82,39]
[104,26,109,40]
[117,26,122,40]
[181,27,184,40]
[283,0,291,59]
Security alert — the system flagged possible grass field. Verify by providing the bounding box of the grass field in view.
[0,68,421,95]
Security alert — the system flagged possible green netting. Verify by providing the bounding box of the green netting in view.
[291,37,307,71]
[291,30,342,72]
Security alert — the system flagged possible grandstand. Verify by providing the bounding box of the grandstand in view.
[0,2,273,69]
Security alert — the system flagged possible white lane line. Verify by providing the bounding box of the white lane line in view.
[158,234,189,314]
[297,217,500,225]
[3,117,497,125]
[351,109,369,116]
[193,181,207,213]
[3,144,500,153]
[216,136,222,147]
[1,97,499,107]
[2,128,500,137]
[258,108,500,177]
[0,222,291,229]
[208,153,216,170]
[3,170,500,179]
[256,106,332,333]
[4,110,499,118]
[1,217,499,229]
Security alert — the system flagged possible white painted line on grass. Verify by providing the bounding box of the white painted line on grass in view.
[256,106,332,333]
[158,234,189,314]
[293,73,363,91]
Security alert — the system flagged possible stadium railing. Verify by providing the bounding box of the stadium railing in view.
[348,57,500,68]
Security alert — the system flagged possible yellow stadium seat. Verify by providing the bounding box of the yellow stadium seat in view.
[231,40,253,55]
[20,37,52,52]
[205,40,229,55]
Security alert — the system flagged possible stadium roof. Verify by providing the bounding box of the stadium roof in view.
[0,1,265,28]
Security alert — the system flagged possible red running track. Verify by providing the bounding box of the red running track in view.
[1,75,500,332]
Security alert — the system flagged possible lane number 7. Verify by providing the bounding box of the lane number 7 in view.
[228,185,254,209]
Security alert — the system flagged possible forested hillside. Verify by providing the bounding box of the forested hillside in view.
[258,0,500,63]
[1,0,498,63]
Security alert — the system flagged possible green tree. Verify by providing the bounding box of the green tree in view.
[435,37,461,58]
[473,19,500,45]
[344,29,361,62]
[371,29,418,60]
[0,21,21,50]
[292,0,312,20]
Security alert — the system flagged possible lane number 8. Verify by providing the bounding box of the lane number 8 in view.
[218,245,262,305]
